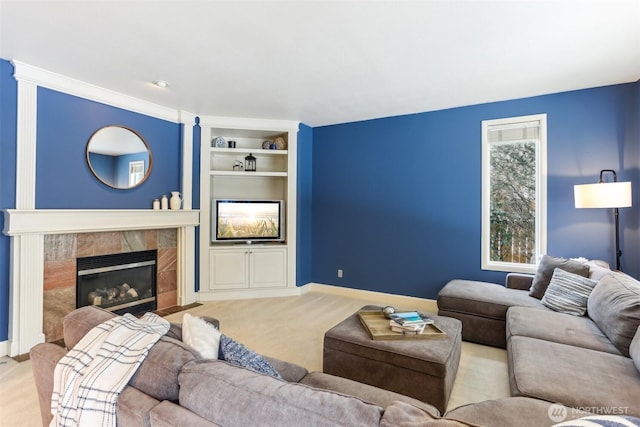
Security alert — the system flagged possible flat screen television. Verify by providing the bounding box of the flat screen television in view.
[212,199,285,243]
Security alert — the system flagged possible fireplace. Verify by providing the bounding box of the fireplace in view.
[76,249,158,315]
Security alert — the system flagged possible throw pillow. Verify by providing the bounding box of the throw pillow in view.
[218,334,282,379]
[540,268,598,316]
[588,273,640,357]
[529,255,590,299]
[630,325,640,373]
[181,313,222,359]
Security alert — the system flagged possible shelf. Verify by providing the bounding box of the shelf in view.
[209,171,287,177]
[211,148,287,155]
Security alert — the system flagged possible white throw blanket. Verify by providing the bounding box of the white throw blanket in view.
[50,312,169,427]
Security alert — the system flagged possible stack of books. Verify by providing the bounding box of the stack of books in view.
[389,311,434,334]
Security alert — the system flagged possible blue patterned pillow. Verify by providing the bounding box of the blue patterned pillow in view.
[541,268,598,316]
[218,334,282,379]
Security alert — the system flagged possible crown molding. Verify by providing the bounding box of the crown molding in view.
[10,60,191,123]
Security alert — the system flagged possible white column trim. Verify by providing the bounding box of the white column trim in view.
[14,79,37,210]
[8,234,45,356]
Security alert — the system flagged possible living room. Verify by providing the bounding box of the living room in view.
[0,1,639,426]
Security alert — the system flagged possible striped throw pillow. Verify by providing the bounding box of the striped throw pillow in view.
[541,268,598,316]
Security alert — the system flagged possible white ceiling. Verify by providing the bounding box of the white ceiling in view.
[1,1,639,127]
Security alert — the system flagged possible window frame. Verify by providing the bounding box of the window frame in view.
[481,113,547,273]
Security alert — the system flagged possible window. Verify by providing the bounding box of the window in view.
[481,114,547,273]
[129,161,145,186]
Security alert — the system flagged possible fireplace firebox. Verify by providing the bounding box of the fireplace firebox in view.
[76,249,157,315]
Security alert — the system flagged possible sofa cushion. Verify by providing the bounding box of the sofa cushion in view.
[438,280,547,321]
[445,397,590,427]
[540,268,597,316]
[63,306,116,349]
[631,326,640,373]
[587,272,640,357]
[529,255,590,299]
[300,371,440,416]
[129,336,200,401]
[585,260,613,282]
[506,306,621,355]
[379,401,474,426]
[508,336,640,417]
[179,360,384,427]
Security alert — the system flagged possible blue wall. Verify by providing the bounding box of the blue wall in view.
[0,60,17,342]
[312,83,640,299]
[36,88,182,209]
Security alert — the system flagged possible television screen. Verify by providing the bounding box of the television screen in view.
[213,200,283,242]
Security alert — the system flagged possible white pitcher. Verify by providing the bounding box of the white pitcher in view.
[170,191,182,210]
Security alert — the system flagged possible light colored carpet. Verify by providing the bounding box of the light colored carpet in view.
[0,285,510,426]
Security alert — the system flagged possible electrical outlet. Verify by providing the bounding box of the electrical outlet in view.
[337,269,343,278]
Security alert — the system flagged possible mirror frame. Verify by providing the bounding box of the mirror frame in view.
[85,125,153,189]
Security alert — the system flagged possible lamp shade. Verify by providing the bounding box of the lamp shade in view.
[574,181,632,208]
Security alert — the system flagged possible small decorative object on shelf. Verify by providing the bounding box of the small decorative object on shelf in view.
[262,140,273,149]
[152,198,160,210]
[274,136,286,150]
[228,140,236,148]
[170,191,182,210]
[161,195,168,210]
[233,161,244,172]
[213,136,226,148]
[245,153,256,172]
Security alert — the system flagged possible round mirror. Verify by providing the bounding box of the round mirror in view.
[86,125,153,189]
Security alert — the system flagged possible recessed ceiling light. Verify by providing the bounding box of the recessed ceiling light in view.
[152,80,169,88]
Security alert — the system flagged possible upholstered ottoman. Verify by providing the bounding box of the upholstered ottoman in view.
[322,305,462,413]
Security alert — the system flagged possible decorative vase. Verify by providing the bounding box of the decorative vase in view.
[170,191,182,210]
[161,195,168,210]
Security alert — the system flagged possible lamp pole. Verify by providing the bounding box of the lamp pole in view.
[600,170,622,271]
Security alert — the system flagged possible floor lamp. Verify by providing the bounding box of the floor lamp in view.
[574,169,633,271]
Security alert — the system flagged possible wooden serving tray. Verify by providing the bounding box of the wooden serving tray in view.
[357,310,447,341]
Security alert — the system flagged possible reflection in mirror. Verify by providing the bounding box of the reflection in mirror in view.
[86,126,153,189]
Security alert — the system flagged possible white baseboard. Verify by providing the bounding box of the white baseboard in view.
[0,340,8,357]
[197,287,301,301]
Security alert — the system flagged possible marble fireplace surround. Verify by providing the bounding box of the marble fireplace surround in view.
[3,209,199,357]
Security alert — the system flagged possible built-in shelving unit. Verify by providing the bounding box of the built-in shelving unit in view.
[198,117,299,300]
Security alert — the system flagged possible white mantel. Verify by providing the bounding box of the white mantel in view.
[3,209,199,235]
[3,209,200,357]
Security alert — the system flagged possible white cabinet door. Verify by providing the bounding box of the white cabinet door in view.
[209,249,248,290]
[249,247,287,288]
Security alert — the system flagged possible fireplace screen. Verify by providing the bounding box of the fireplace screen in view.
[76,249,157,315]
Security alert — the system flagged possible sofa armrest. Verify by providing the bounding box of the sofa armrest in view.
[506,273,534,290]
[149,401,218,427]
[30,342,68,427]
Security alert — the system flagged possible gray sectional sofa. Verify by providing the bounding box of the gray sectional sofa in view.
[438,257,640,418]
[31,306,601,427]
